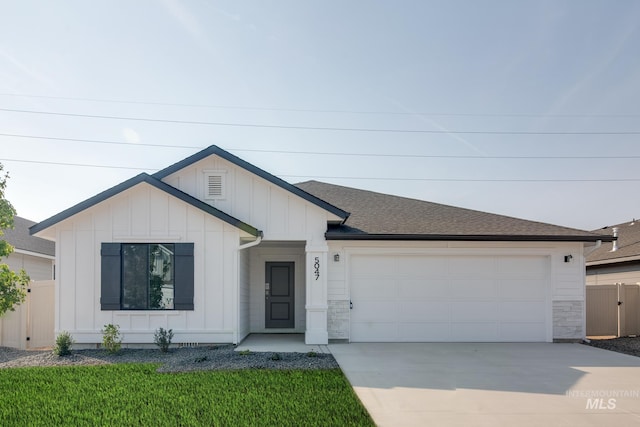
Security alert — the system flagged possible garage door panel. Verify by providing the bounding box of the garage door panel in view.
[349,254,549,343]
[498,257,547,278]
[399,323,451,342]
[351,278,396,299]
[351,256,395,278]
[351,322,397,342]
[354,300,397,322]
[398,301,449,322]
[449,257,496,278]
[398,279,449,298]
[451,301,499,321]
[451,322,499,341]
[500,322,546,341]
[499,279,546,300]
[397,256,447,276]
[500,301,546,322]
[449,279,498,299]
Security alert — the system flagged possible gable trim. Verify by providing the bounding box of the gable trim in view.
[153,145,350,221]
[30,173,261,237]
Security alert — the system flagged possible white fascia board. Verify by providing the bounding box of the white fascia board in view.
[586,255,640,267]
[12,248,55,260]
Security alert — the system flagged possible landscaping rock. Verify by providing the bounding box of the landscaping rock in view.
[584,336,640,358]
[0,345,339,372]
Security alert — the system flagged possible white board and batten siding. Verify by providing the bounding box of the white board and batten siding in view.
[327,241,586,342]
[161,155,339,244]
[52,183,246,345]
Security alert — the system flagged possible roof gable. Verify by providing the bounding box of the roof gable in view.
[30,173,260,237]
[296,180,611,242]
[153,145,349,221]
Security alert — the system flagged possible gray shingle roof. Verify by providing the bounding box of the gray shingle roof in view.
[586,219,640,264]
[295,180,610,242]
[3,216,55,256]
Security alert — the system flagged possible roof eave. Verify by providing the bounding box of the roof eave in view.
[325,233,612,242]
[586,254,640,267]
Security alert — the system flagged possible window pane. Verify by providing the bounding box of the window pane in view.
[149,244,174,309]
[122,244,148,309]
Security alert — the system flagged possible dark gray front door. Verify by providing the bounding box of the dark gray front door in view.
[265,262,295,328]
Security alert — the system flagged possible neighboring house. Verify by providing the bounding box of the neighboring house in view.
[586,219,640,285]
[3,216,55,280]
[30,145,611,346]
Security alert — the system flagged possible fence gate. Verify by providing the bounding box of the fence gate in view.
[586,283,640,337]
[0,280,54,349]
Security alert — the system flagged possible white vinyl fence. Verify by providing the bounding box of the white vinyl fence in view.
[0,280,55,349]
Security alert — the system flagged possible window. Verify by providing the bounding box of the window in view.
[101,242,194,311]
[122,244,175,310]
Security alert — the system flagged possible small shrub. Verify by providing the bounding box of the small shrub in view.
[239,349,251,356]
[271,353,282,361]
[101,324,123,354]
[153,327,174,353]
[306,351,317,358]
[53,331,74,356]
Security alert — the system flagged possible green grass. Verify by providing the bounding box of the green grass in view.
[0,364,373,426]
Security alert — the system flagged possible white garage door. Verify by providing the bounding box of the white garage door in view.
[349,254,550,342]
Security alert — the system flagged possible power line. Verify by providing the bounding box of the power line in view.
[1,92,639,118]
[1,107,639,135]
[1,132,639,159]
[1,157,638,182]
[282,175,640,182]
[0,158,155,171]
[0,133,202,150]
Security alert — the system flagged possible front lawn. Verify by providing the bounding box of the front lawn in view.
[0,364,373,426]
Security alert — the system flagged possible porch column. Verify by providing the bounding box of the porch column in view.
[305,243,329,344]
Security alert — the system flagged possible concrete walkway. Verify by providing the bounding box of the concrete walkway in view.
[329,343,640,427]
[235,334,330,353]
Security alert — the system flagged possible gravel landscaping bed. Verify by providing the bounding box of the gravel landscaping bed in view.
[0,345,339,372]
[584,336,640,358]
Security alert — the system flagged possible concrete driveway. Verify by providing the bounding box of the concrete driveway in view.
[329,343,640,427]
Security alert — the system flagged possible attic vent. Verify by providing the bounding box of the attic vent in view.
[204,171,226,200]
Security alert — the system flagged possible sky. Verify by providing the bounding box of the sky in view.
[1,1,639,232]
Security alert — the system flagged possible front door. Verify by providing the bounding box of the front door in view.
[265,262,295,328]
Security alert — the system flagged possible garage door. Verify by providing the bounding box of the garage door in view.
[349,254,549,342]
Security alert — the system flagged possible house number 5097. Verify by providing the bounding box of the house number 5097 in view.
[314,257,320,280]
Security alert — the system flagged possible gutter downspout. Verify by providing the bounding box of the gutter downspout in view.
[235,231,263,345]
[239,231,263,251]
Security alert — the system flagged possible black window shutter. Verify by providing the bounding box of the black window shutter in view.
[174,243,194,310]
[101,243,121,310]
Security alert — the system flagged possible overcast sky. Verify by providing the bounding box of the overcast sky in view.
[1,1,639,231]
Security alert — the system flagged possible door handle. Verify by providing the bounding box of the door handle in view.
[350,300,353,310]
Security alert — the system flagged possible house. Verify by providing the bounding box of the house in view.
[586,219,640,285]
[30,145,612,346]
[3,216,55,280]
